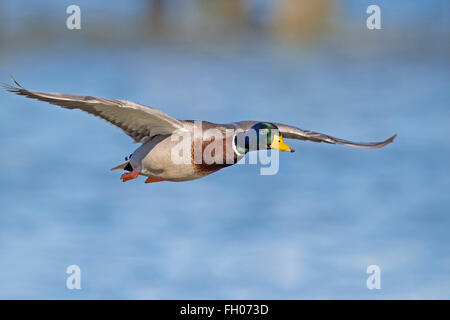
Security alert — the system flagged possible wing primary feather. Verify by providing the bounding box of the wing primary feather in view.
[233,121,396,149]
[10,75,23,88]
[2,80,186,143]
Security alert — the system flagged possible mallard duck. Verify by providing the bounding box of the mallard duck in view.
[3,80,396,183]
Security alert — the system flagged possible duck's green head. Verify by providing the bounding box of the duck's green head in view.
[234,122,294,154]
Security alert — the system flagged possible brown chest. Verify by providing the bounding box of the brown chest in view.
[190,134,241,174]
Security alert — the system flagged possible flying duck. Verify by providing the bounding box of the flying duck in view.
[2,79,396,183]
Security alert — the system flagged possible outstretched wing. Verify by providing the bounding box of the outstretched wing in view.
[3,81,187,143]
[234,121,396,149]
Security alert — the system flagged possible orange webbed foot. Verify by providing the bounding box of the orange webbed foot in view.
[145,177,165,183]
[120,168,139,182]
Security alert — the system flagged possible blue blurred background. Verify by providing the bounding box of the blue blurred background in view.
[0,0,449,299]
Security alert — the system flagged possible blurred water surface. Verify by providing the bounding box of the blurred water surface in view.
[0,0,449,299]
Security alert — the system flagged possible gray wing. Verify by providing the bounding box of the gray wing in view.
[234,121,396,149]
[3,82,187,143]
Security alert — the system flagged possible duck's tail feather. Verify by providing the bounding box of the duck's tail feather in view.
[111,161,130,171]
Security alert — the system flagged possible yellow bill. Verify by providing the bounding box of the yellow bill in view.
[270,135,295,152]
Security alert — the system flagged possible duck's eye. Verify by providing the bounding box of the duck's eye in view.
[278,139,281,143]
